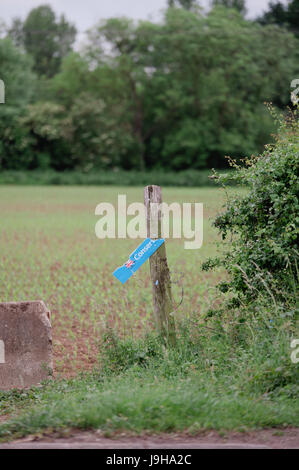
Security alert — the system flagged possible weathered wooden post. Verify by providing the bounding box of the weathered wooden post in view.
[144,185,176,345]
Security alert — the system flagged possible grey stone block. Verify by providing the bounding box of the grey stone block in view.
[0,301,53,390]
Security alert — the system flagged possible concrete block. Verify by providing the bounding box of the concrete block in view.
[0,301,52,390]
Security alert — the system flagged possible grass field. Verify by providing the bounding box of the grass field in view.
[0,185,231,375]
[0,185,298,439]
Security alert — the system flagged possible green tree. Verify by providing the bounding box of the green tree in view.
[168,0,199,9]
[20,101,69,170]
[258,0,299,37]
[16,4,77,77]
[0,38,36,169]
[63,93,138,170]
[145,7,297,168]
[54,7,298,171]
[48,52,90,105]
[287,0,299,36]
[8,18,25,48]
[84,17,157,170]
[0,38,36,106]
[21,93,138,171]
[259,1,287,25]
[211,0,247,15]
[2,5,298,173]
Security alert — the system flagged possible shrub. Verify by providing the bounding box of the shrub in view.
[203,106,299,305]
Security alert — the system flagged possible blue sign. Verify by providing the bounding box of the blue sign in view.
[113,238,165,284]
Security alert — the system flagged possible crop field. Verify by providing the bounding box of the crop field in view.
[1,184,298,440]
[0,185,236,377]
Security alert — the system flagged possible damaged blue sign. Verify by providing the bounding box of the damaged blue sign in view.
[113,238,165,284]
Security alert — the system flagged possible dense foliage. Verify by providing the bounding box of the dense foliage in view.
[8,5,77,77]
[204,107,299,305]
[0,3,298,172]
[258,0,299,38]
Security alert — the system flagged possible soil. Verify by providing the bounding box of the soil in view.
[0,428,298,449]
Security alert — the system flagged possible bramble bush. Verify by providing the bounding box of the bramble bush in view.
[203,106,299,307]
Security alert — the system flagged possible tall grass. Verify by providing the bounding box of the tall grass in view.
[0,292,298,439]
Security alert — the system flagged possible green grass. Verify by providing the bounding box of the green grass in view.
[0,169,236,187]
[0,319,298,440]
[0,379,297,440]
[0,185,297,440]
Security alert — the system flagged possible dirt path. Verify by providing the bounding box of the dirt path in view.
[1,428,298,449]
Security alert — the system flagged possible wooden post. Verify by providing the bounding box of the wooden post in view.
[144,185,176,346]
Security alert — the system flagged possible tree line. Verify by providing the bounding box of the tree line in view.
[0,1,298,172]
